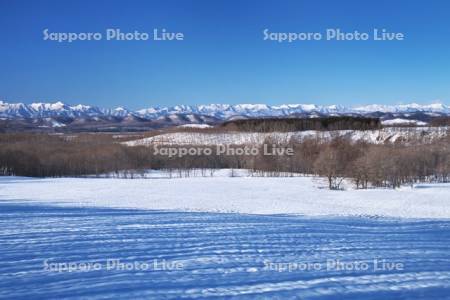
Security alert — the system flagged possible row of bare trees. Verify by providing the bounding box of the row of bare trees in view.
[302,138,450,189]
[0,133,449,189]
[221,117,381,132]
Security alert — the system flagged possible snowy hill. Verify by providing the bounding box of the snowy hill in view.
[124,127,449,146]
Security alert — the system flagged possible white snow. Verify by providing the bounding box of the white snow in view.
[354,102,449,113]
[381,118,427,126]
[178,124,213,129]
[1,173,449,219]
[50,120,66,127]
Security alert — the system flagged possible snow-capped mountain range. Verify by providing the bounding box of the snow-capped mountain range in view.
[1,100,449,120]
[1,100,449,132]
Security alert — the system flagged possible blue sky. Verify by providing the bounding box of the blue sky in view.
[0,0,449,109]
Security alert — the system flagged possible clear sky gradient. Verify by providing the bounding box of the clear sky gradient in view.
[1,0,449,109]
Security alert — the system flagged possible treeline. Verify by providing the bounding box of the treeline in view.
[430,116,450,127]
[289,138,450,189]
[220,137,449,189]
[221,117,381,132]
[0,132,449,189]
[0,134,139,177]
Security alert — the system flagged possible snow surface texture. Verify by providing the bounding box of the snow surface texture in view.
[0,202,449,299]
[124,127,449,146]
[1,174,449,219]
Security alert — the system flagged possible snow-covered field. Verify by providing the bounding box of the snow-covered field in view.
[1,173,449,219]
[124,127,449,146]
[381,118,427,126]
[1,174,450,299]
[1,202,449,299]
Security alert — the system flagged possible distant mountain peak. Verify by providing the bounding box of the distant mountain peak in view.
[0,101,449,123]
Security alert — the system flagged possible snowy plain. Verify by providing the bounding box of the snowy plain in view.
[1,171,449,219]
[1,172,450,299]
[1,202,449,299]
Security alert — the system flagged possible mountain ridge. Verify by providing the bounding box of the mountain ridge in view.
[1,101,449,120]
